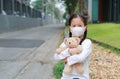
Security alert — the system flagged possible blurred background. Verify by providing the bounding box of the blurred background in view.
[0,0,120,33]
[0,0,65,33]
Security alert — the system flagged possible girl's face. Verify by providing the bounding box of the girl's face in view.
[70,17,85,27]
[69,17,87,37]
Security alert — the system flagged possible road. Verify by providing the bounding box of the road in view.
[0,24,64,79]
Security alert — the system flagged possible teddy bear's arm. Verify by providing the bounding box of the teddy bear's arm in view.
[56,47,67,54]
[54,48,70,60]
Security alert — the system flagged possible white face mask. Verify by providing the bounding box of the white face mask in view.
[70,26,85,37]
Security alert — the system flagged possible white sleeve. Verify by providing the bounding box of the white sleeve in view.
[67,39,92,65]
[54,42,70,60]
[60,42,66,48]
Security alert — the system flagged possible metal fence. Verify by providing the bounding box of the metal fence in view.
[0,0,41,18]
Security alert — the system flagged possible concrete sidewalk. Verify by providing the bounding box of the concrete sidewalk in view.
[17,28,63,79]
[17,27,63,79]
[0,23,64,79]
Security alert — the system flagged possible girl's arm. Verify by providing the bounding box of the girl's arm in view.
[54,42,70,60]
[67,39,92,66]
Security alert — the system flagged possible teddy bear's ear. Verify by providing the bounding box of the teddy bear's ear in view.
[64,38,68,44]
[75,37,80,44]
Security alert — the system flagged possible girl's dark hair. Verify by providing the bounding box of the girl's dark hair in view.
[68,13,87,45]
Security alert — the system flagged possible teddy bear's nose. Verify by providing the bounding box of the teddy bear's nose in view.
[69,42,71,44]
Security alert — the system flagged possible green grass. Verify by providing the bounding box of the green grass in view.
[87,23,120,49]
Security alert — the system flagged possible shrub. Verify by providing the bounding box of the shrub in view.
[53,61,64,79]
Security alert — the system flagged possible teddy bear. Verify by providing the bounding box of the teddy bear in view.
[56,37,84,74]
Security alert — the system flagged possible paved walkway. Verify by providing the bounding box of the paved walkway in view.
[0,23,64,79]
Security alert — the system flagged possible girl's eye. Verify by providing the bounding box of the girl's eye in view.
[78,25,82,27]
[73,25,76,27]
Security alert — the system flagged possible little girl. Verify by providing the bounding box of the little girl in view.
[54,13,92,79]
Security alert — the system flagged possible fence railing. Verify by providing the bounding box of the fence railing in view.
[0,0,41,18]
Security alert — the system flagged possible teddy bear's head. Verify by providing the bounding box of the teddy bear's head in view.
[64,37,80,48]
